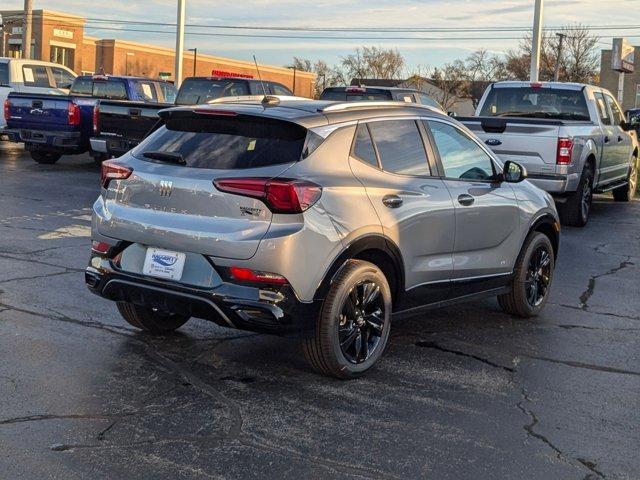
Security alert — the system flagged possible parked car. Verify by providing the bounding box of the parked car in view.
[320,85,443,110]
[90,76,294,159]
[86,99,559,378]
[0,57,76,138]
[459,81,638,226]
[4,75,176,164]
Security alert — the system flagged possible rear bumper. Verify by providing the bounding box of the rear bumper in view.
[527,172,580,194]
[4,128,82,149]
[89,137,107,153]
[85,261,322,336]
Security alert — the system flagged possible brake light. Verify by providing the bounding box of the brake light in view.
[93,106,99,134]
[346,86,366,93]
[91,241,111,254]
[101,160,133,188]
[193,108,237,116]
[214,178,322,214]
[557,138,573,165]
[3,99,10,122]
[229,266,288,285]
[530,82,543,89]
[68,102,81,126]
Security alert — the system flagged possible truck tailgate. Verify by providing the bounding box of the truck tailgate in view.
[6,92,73,131]
[98,100,168,143]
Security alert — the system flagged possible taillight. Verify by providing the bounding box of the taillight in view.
[557,138,573,165]
[93,106,99,134]
[214,178,322,214]
[229,266,288,285]
[68,102,81,126]
[3,99,10,122]
[91,241,111,255]
[101,160,133,188]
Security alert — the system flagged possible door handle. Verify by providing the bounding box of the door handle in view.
[457,194,475,206]
[604,136,610,143]
[382,195,403,208]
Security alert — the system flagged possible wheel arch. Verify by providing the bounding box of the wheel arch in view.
[530,213,560,259]
[314,235,405,307]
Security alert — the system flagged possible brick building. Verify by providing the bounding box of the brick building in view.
[0,9,316,97]
[600,46,640,111]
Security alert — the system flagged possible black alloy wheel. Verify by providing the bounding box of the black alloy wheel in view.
[525,245,552,307]
[338,280,385,364]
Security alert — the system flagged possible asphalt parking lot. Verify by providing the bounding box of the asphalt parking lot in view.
[1,142,639,480]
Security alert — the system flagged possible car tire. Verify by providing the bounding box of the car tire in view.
[557,163,593,227]
[302,259,392,379]
[498,232,555,318]
[30,151,61,165]
[116,302,190,334]
[612,157,638,202]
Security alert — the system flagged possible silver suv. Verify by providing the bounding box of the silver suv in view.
[86,99,560,378]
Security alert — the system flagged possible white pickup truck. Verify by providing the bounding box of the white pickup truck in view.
[460,81,638,226]
[0,57,76,136]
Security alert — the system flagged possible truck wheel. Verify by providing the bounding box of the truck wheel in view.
[30,151,62,165]
[116,302,190,334]
[302,260,391,379]
[557,163,593,227]
[612,158,637,202]
[498,232,555,318]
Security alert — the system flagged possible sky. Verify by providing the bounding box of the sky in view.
[4,0,639,72]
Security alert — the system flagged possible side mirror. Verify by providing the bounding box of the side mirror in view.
[503,161,527,183]
[620,120,634,132]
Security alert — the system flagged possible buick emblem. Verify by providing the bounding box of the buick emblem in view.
[159,180,173,197]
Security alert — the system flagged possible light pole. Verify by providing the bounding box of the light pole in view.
[188,47,197,77]
[554,33,566,82]
[174,0,186,88]
[22,0,33,59]
[125,52,135,76]
[530,0,544,82]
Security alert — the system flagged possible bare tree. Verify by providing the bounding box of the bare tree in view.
[287,57,341,98]
[340,46,405,81]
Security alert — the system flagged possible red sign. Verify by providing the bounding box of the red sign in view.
[210,70,254,79]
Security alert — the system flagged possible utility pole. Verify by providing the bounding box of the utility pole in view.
[530,0,544,82]
[554,32,566,82]
[22,0,33,60]
[174,0,186,88]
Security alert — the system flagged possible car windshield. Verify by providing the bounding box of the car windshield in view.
[479,87,591,121]
[132,115,307,169]
[175,79,250,105]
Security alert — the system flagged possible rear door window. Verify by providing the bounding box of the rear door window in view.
[134,81,159,102]
[368,120,430,176]
[271,83,293,96]
[133,115,307,170]
[22,65,51,87]
[159,82,177,103]
[0,63,9,86]
[593,92,611,126]
[604,93,625,127]
[50,67,75,89]
[352,124,379,168]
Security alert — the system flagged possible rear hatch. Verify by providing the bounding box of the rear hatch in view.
[6,93,74,131]
[96,107,312,260]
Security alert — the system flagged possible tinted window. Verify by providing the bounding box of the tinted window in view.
[427,121,494,180]
[271,83,293,96]
[0,63,9,86]
[92,81,128,100]
[135,81,159,102]
[352,124,378,167]
[50,67,75,89]
[70,78,93,95]
[22,65,50,87]
[133,116,306,170]
[479,87,590,121]
[593,92,611,126]
[604,94,625,126]
[368,120,430,176]
[175,79,250,105]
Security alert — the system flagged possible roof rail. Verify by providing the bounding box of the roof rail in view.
[319,101,436,113]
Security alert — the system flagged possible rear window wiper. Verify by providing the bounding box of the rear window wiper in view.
[142,151,186,165]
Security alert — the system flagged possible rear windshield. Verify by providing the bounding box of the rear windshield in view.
[132,115,307,169]
[175,79,250,105]
[0,63,9,86]
[320,89,391,101]
[71,79,128,100]
[479,87,590,121]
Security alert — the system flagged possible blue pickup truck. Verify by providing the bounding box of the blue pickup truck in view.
[4,75,176,164]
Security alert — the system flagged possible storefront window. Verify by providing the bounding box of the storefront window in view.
[50,46,74,69]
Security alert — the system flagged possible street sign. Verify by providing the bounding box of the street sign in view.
[159,72,171,80]
[612,38,635,73]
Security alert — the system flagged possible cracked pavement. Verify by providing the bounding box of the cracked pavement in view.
[1,144,639,479]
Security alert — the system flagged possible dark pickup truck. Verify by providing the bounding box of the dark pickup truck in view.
[4,75,176,164]
[91,76,293,159]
